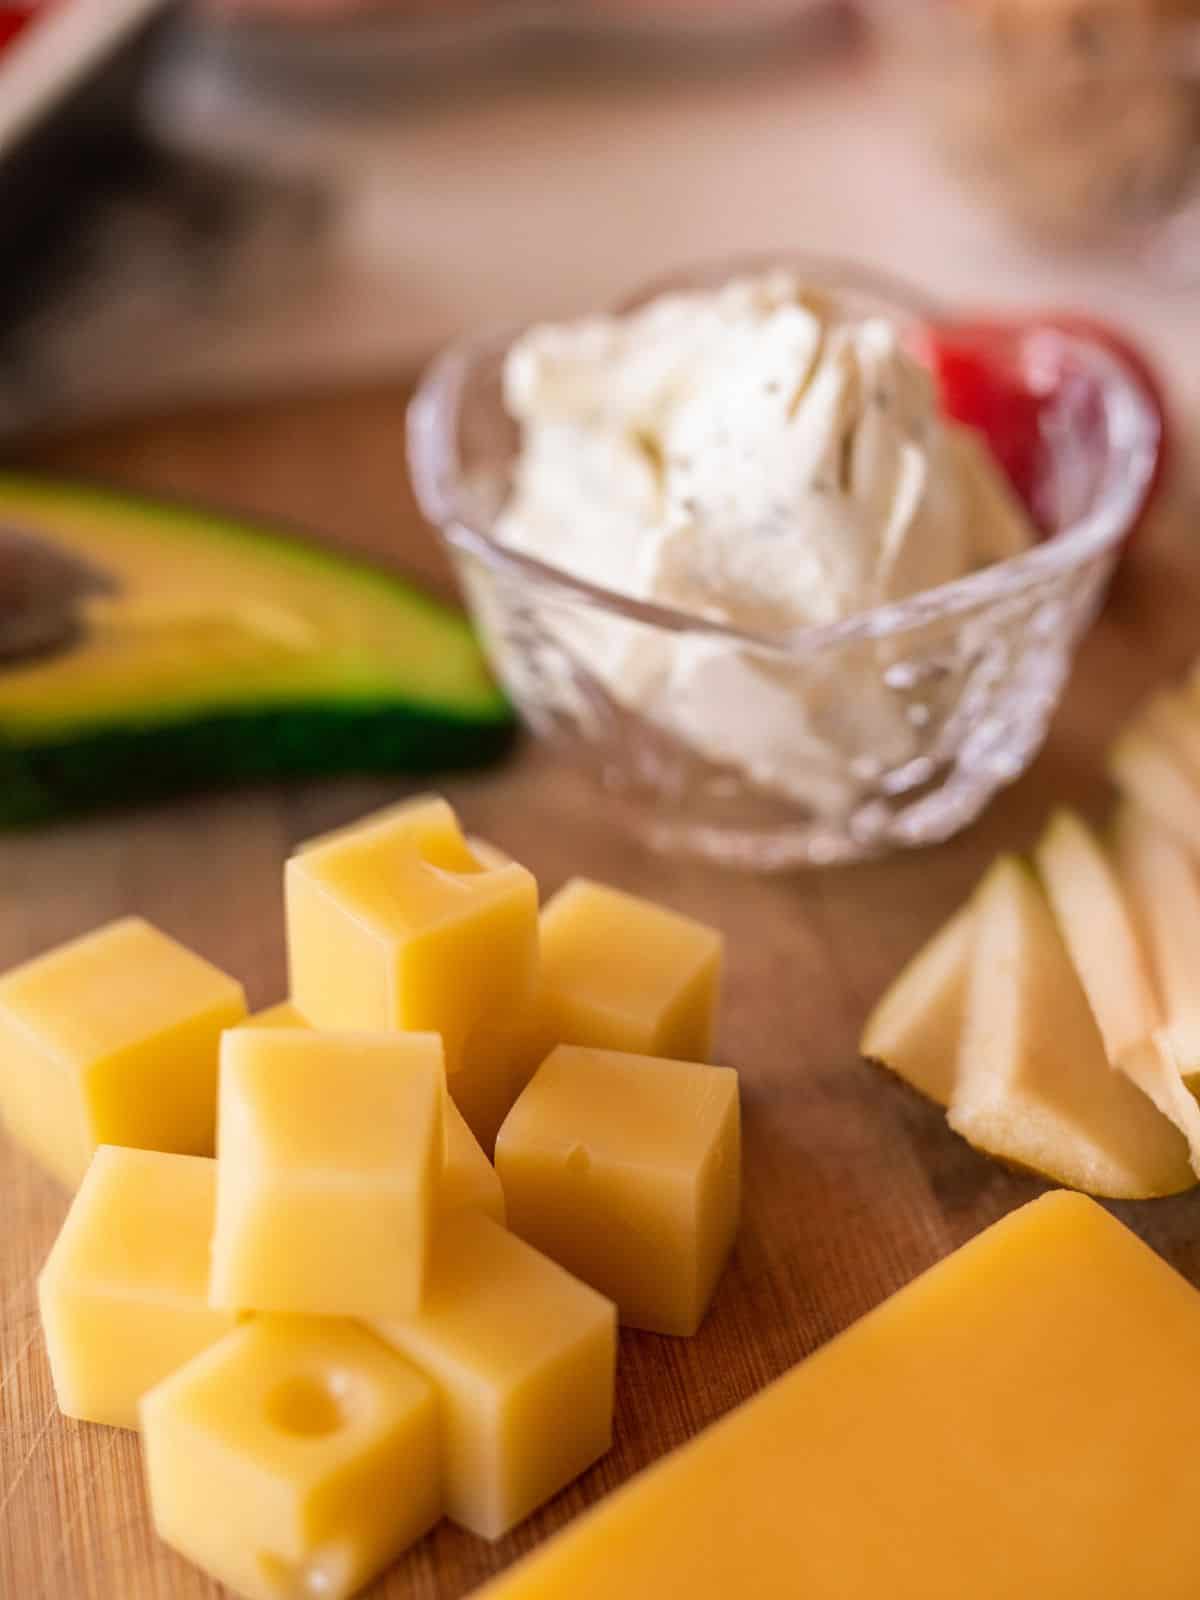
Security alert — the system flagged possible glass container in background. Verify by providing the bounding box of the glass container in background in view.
[0,0,859,438]
[869,0,1200,278]
[409,258,1161,870]
[179,0,854,99]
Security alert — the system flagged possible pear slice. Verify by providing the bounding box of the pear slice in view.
[947,857,1194,1198]
[1114,804,1200,1094]
[1145,688,1200,781]
[1108,724,1200,850]
[1035,810,1160,1058]
[1034,810,1200,1175]
[859,902,974,1106]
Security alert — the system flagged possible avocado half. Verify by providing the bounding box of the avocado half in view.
[0,473,515,825]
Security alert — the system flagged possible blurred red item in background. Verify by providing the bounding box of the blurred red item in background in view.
[0,5,40,52]
[912,316,1168,546]
[913,322,1051,521]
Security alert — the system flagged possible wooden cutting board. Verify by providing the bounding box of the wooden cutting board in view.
[4,386,1200,1600]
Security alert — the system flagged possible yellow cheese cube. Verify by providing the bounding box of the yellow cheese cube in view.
[294,799,424,855]
[0,917,246,1188]
[239,999,310,1029]
[444,1045,529,1160]
[210,1029,443,1319]
[294,795,505,864]
[532,880,722,1072]
[234,1002,504,1224]
[495,1046,740,1336]
[442,1096,506,1225]
[372,1211,616,1540]
[141,1317,440,1600]
[476,1192,1200,1600]
[285,795,537,1147]
[37,1146,237,1428]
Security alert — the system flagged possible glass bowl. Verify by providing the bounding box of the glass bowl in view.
[870,0,1200,266]
[407,256,1161,871]
[179,0,846,103]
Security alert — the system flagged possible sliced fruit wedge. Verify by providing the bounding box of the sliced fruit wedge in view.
[1035,809,1200,1175]
[1108,723,1200,850]
[858,901,974,1107]
[947,857,1194,1199]
[1035,810,1159,1057]
[1119,1033,1200,1177]
[1143,688,1200,782]
[1113,804,1200,1096]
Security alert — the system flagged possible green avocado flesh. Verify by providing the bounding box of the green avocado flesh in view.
[0,474,514,825]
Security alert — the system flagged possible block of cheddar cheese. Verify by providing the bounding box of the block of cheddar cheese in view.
[141,1317,440,1600]
[0,917,246,1188]
[496,1046,740,1335]
[38,1146,237,1428]
[372,1210,616,1540]
[210,1029,443,1319]
[284,795,537,1148]
[474,1192,1200,1600]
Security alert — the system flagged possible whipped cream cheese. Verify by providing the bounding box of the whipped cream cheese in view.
[495,274,1036,810]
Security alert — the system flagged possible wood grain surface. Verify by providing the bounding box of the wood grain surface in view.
[3,385,1200,1600]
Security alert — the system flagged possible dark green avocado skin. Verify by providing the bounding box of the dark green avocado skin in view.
[0,475,517,826]
[0,706,517,827]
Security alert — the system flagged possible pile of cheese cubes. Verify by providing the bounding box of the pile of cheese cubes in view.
[0,795,740,1600]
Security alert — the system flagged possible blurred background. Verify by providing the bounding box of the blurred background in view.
[2,0,1199,440]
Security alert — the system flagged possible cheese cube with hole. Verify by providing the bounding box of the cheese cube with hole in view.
[473,1193,1200,1600]
[295,797,507,868]
[0,917,246,1188]
[37,1146,238,1429]
[232,1002,503,1224]
[495,1046,740,1336]
[530,880,722,1076]
[210,1030,443,1319]
[141,1317,440,1600]
[372,1211,616,1540]
[285,794,537,1147]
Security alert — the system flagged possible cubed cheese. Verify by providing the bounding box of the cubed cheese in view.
[0,917,245,1187]
[210,1029,443,1319]
[285,795,537,1149]
[141,1317,440,1600]
[530,880,721,1078]
[496,1046,740,1335]
[38,1146,237,1428]
[372,1211,615,1540]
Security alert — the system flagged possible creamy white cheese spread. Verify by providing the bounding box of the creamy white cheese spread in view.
[495,273,1036,809]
